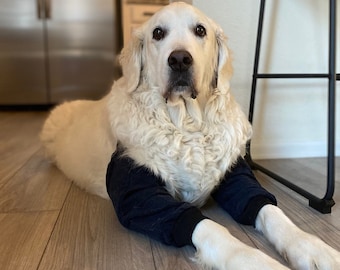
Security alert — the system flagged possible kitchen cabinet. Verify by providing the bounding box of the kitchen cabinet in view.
[122,0,167,45]
[0,0,121,105]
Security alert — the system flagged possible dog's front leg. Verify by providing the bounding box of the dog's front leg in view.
[255,204,340,270]
[192,219,290,270]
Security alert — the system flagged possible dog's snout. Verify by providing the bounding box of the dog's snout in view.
[168,50,193,72]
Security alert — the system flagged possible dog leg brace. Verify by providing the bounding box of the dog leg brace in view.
[106,153,276,247]
[212,157,277,225]
[106,152,206,247]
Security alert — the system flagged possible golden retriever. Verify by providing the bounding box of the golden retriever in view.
[41,2,340,269]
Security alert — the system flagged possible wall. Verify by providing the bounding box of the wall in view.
[194,0,340,159]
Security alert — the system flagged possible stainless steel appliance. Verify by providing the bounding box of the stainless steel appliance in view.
[0,0,121,105]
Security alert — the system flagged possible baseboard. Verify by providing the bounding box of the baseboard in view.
[250,141,340,159]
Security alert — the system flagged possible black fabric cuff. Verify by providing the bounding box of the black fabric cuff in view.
[172,207,207,247]
[237,195,277,226]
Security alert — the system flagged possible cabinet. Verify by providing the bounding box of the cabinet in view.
[122,0,166,45]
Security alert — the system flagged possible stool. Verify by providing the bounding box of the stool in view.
[245,0,338,213]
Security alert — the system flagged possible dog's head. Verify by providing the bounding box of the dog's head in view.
[119,2,232,104]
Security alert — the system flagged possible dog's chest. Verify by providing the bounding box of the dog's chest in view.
[122,108,242,206]
[112,90,249,206]
[157,124,235,205]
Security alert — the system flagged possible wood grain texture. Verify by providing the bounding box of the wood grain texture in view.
[0,112,47,187]
[0,211,59,270]
[151,241,199,270]
[0,148,71,212]
[0,111,339,270]
[38,185,156,270]
[256,157,340,230]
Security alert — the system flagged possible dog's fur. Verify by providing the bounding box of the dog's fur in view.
[41,2,340,269]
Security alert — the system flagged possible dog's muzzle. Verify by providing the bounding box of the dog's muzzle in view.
[165,50,197,101]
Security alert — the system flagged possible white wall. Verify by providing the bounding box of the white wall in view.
[194,0,340,159]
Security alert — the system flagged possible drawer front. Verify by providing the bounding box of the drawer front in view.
[130,5,163,24]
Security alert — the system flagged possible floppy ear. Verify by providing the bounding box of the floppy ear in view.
[119,29,144,93]
[215,27,233,93]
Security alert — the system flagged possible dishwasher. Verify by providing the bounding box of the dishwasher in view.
[0,0,121,105]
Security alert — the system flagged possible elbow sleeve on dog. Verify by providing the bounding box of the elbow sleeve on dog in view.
[106,152,206,247]
[172,207,207,247]
[212,157,277,226]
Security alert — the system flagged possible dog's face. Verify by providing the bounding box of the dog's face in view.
[120,2,232,104]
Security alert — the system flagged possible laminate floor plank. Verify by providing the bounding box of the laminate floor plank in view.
[151,241,200,270]
[39,185,156,270]
[0,211,59,270]
[0,112,47,187]
[255,158,340,230]
[0,148,71,212]
[255,158,339,199]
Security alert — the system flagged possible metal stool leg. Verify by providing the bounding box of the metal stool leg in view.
[245,0,337,214]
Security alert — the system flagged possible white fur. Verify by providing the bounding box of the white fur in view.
[105,4,251,206]
[255,205,340,270]
[42,2,251,206]
[192,219,289,270]
[41,2,340,270]
[41,97,115,198]
[191,205,340,270]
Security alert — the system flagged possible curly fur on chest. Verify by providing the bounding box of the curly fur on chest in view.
[109,85,251,206]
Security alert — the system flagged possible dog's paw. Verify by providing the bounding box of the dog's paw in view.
[283,231,340,270]
[196,237,290,270]
[256,205,340,270]
[192,219,289,270]
[219,247,290,270]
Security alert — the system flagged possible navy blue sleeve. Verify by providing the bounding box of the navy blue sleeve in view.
[212,157,277,226]
[106,152,207,247]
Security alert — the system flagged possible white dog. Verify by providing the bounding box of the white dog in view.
[41,2,340,270]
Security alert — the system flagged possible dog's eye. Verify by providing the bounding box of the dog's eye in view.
[153,27,165,41]
[195,25,206,37]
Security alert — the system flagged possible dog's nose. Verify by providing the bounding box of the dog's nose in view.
[168,50,193,72]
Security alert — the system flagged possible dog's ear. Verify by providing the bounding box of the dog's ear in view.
[119,29,144,93]
[215,27,233,93]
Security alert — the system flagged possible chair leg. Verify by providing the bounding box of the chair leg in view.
[245,0,336,214]
[324,0,336,202]
[245,0,266,167]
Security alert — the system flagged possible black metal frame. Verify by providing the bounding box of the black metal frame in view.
[245,0,338,213]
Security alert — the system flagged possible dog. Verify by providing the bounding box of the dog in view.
[41,2,340,269]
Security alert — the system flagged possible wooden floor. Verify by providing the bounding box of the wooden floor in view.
[0,111,339,270]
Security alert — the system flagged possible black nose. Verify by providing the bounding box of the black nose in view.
[168,50,193,72]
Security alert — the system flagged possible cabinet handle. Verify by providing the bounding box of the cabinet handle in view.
[143,12,154,17]
[45,0,51,19]
[37,0,51,19]
[37,0,44,19]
